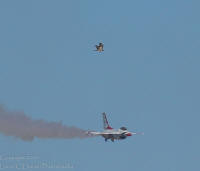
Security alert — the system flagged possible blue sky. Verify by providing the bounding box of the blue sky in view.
[0,0,200,170]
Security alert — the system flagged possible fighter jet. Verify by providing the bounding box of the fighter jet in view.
[87,113,143,142]
[94,42,104,52]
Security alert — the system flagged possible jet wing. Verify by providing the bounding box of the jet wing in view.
[85,131,102,136]
[86,131,121,136]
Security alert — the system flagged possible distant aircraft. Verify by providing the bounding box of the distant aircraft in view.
[94,42,104,52]
[87,113,143,142]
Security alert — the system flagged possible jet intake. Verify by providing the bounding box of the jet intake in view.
[119,135,127,139]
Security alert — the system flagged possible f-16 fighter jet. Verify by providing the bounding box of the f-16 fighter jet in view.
[87,113,143,142]
[95,42,104,52]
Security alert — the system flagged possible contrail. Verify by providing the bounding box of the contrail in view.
[0,105,89,141]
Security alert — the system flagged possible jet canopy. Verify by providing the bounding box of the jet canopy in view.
[120,127,127,130]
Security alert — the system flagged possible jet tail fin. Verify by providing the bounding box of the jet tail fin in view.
[102,112,112,130]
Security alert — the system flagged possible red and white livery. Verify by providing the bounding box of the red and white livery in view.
[87,113,143,142]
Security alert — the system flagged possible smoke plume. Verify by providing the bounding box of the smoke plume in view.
[0,105,89,141]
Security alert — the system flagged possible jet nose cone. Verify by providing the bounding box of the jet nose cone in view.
[126,132,132,136]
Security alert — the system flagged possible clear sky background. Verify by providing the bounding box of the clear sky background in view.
[0,0,200,170]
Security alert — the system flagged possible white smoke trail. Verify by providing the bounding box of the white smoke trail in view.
[0,105,89,141]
